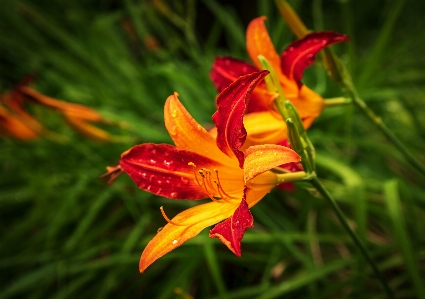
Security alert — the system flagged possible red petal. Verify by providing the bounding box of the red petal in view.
[210,57,259,92]
[209,190,253,256]
[212,71,269,168]
[120,143,223,200]
[280,31,350,89]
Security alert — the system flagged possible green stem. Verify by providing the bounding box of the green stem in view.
[323,97,352,107]
[346,88,425,177]
[310,176,395,299]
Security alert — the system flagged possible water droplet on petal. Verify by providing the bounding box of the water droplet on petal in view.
[150,159,157,165]
[248,170,254,179]
[169,192,178,198]
[181,177,189,184]
[169,125,177,136]
[164,160,175,171]
[171,109,178,118]
[172,239,178,245]
[157,227,163,232]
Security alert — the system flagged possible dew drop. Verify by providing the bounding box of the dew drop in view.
[170,192,178,198]
[172,239,178,245]
[164,160,175,170]
[157,180,163,184]
[157,227,163,232]
[150,159,157,165]
[181,177,189,184]
[171,109,178,118]
[248,170,254,179]
[169,125,177,136]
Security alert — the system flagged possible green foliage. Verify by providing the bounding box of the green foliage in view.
[1,0,425,298]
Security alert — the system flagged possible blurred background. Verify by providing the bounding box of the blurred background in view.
[1,0,425,298]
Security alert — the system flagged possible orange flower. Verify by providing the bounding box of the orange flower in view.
[104,72,301,272]
[211,17,349,146]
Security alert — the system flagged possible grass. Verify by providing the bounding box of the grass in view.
[1,0,425,298]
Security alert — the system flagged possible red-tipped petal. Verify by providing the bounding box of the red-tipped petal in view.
[281,31,350,89]
[244,144,300,183]
[212,71,269,168]
[120,143,224,200]
[209,191,253,256]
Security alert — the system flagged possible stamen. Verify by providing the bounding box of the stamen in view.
[214,169,238,199]
[213,180,231,202]
[188,162,202,187]
[199,170,222,203]
[160,206,189,226]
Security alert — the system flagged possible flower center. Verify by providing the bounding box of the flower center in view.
[188,162,238,203]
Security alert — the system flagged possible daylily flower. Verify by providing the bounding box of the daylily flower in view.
[211,16,349,146]
[104,71,301,272]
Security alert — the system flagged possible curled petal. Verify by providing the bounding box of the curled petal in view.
[281,31,350,89]
[210,191,253,257]
[210,57,259,92]
[164,93,234,166]
[212,71,269,168]
[120,143,224,200]
[140,199,240,272]
[244,144,300,183]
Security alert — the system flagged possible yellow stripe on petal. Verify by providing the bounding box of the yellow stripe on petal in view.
[139,200,240,272]
[244,144,300,183]
[164,93,235,166]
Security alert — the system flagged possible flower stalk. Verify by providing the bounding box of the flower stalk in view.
[310,176,395,299]
[325,49,425,176]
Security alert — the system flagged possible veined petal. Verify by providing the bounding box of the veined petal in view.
[120,143,224,200]
[209,191,253,257]
[280,31,350,89]
[211,57,259,92]
[244,144,300,183]
[164,93,234,166]
[246,17,287,82]
[139,199,241,272]
[213,71,269,168]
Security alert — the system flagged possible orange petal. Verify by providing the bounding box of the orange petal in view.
[164,92,235,166]
[0,106,40,140]
[64,113,112,142]
[246,16,292,87]
[288,85,324,128]
[18,86,103,122]
[242,111,287,148]
[244,144,300,183]
[139,199,240,272]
